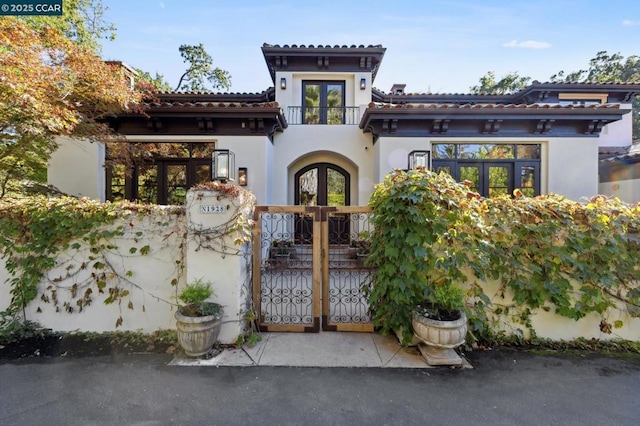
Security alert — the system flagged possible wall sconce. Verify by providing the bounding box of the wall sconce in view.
[212,149,236,182]
[280,77,286,90]
[238,167,248,186]
[360,78,366,90]
[408,150,431,170]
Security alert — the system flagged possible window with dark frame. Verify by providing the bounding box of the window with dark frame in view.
[303,81,345,125]
[106,142,215,205]
[432,143,541,197]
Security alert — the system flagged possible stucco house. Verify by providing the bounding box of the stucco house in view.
[599,143,640,203]
[48,44,640,207]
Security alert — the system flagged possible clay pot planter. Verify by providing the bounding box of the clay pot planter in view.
[175,303,223,357]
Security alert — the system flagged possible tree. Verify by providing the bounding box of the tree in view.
[134,68,173,93]
[471,52,640,141]
[19,0,116,53]
[470,71,531,94]
[550,51,640,83]
[551,51,640,141]
[0,17,143,197]
[175,44,231,92]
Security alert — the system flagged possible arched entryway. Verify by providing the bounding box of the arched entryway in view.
[294,163,350,207]
[294,163,351,244]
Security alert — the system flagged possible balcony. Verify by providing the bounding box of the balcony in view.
[286,106,361,125]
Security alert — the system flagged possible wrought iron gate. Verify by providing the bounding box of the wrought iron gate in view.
[252,206,374,332]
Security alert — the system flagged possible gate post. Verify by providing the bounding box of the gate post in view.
[185,186,256,344]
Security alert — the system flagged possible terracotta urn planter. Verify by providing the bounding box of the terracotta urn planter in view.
[175,304,223,357]
[411,308,467,366]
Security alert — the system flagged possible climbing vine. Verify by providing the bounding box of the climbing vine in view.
[368,169,640,345]
[0,196,185,327]
[188,181,253,255]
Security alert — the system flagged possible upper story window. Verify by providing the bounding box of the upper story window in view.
[303,81,345,124]
[558,93,608,106]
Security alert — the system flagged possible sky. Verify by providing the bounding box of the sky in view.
[100,0,640,94]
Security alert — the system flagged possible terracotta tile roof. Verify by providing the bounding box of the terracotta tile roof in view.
[367,102,622,110]
[599,146,630,156]
[146,101,281,109]
[262,43,384,50]
[600,152,640,163]
[373,82,640,102]
[156,90,271,96]
[529,81,640,86]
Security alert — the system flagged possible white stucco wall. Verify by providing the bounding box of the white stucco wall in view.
[275,71,372,112]
[48,136,105,201]
[547,137,599,200]
[373,136,603,202]
[273,125,375,205]
[0,211,187,333]
[598,104,634,147]
[0,191,255,344]
[210,135,273,204]
[184,189,254,344]
[599,178,640,204]
[478,277,640,341]
[2,195,637,342]
[373,137,433,182]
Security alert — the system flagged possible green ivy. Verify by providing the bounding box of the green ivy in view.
[0,196,184,326]
[367,169,640,345]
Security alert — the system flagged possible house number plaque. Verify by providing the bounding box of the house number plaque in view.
[200,205,226,214]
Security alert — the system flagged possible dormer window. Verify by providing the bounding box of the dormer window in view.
[558,93,608,106]
[303,81,345,124]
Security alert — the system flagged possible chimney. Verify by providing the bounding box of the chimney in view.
[105,61,138,90]
[390,84,406,95]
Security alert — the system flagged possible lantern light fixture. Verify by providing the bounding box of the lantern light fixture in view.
[408,150,431,170]
[212,149,236,182]
[238,167,248,186]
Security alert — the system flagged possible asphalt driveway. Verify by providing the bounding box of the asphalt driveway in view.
[1,350,639,425]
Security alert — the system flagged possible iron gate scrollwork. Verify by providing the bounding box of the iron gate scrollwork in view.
[252,206,374,332]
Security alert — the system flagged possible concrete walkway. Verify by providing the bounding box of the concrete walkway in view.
[169,331,472,368]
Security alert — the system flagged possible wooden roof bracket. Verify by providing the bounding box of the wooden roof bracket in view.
[534,119,555,134]
[482,119,502,134]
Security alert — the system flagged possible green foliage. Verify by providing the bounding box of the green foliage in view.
[470,70,531,94]
[476,51,640,140]
[19,0,116,53]
[0,319,54,344]
[85,329,177,352]
[366,170,480,344]
[550,51,640,84]
[235,307,261,347]
[133,67,172,93]
[175,44,231,92]
[178,279,222,317]
[367,169,640,345]
[0,196,184,327]
[550,50,640,141]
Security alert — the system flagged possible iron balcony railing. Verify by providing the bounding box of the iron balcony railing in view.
[286,106,361,125]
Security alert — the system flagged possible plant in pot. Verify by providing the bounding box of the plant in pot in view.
[269,239,296,268]
[174,279,224,357]
[411,279,467,366]
[366,169,473,366]
[349,231,371,262]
